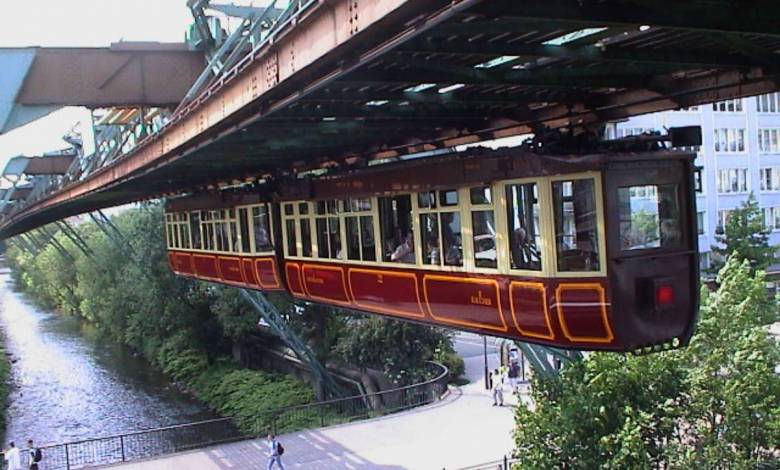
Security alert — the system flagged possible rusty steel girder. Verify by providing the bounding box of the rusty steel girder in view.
[16,43,205,107]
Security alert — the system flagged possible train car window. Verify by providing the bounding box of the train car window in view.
[470,186,496,269]
[470,186,492,205]
[238,208,251,253]
[165,216,173,248]
[440,189,459,207]
[552,179,600,272]
[215,217,229,252]
[379,195,415,263]
[284,203,294,216]
[418,191,437,209]
[286,219,297,256]
[179,215,191,249]
[420,213,440,265]
[417,189,462,267]
[343,198,376,261]
[618,184,682,251]
[202,211,215,251]
[300,219,312,257]
[505,183,542,271]
[190,211,202,250]
[299,202,309,215]
[314,200,342,259]
[252,205,273,252]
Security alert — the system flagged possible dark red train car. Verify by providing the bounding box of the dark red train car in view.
[165,147,699,352]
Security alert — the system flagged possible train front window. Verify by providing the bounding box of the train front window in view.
[553,178,600,272]
[379,195,415,263]
[506,183,542,271]
[618,184,682,251]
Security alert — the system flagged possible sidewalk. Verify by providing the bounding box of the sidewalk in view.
[104,335,521,469]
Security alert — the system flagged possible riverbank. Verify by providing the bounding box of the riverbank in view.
[0,332,10,442]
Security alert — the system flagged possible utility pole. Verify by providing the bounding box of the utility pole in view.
[483,335,489,390]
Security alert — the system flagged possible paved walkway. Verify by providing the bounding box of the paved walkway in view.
[104,334,521,469]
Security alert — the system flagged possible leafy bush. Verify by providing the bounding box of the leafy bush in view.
[513,258,780,469]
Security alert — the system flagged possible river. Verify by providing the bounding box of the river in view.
[0,265,215,446]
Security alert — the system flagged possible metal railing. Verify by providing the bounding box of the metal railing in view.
[7,362,448,469]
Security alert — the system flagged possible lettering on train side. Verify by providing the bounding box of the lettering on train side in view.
[470,290,493,307]
[376,274,384,284]
[306,276,325,285]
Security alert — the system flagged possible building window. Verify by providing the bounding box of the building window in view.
[717,169,749,194]
[756,92,780,113]
[764,207,780,231]
[760,168,780,192]
[699,252,710,271]
[379,195,415,264]
[714,128,746,153]
[418,189,463,267]
[697,211,706,235]
[552,178,600,272]
[712,99,743,112]
[505,182,542,271]
[718,210,733,230]
[758,128,780,154]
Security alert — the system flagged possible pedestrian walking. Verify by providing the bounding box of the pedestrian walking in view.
[507,361,520,394]
[26,440,41,470]
[4,442,21,470]
[266,433,286,470]
[491,368,504,406]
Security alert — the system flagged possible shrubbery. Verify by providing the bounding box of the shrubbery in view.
[513,258,780,469]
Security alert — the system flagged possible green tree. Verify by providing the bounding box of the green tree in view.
[711,193,775,273]
[513,258,780,469]
[334,315,451,385]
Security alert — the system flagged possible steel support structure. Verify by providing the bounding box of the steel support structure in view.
[514,341,583,381]
[239,289,344,398]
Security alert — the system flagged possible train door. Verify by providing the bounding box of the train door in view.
[603,155,699,351]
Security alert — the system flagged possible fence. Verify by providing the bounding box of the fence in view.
[10,362,448,469]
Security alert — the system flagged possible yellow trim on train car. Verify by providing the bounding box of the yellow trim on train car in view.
[555,283,614,344]
[422,274,509,332]
[508,281,555,341]
[347,267,425,319]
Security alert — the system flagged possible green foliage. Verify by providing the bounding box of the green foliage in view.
[711,193,776,273]
[0,335,10,440]
[334,315,454,384]
[4,205,316,435]
[514,257,780,469]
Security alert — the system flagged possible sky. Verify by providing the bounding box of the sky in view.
[0,1,193,173]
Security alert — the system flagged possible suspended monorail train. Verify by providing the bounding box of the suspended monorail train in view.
[164,146,699,352]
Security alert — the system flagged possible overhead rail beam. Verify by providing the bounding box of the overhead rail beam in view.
[0,0,779,238]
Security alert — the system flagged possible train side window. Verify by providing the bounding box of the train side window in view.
[300,218,312,257]
[252,205,273,252]
[286,219,297,256]
[179,214,191,249]
[470,186,497,269]
[552,178,600,272]
[417,189,462,267]
[215,211,229,252]
[618,184,682,251]
[505,183,542,271]
[238,208,251,253]
[190,211,202,250]
[379,195,415,263]
[344,198,376,261]
[315,199,342,259]
[202,211,215,251]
